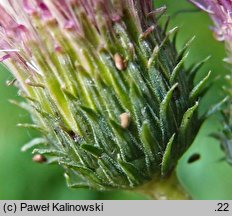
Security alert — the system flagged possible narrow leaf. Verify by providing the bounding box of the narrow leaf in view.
[118,158,143,186]
[177,36,195,61]
[60,161,101,184]
[188,56,211,80]
[21,137,47,152]
[64,173,90,189]
[189,71,211,101]
[161,133,175,176]
[80,106,99,122]
[32,148,64,156]
[159,83,178,139]
[179,102,199,150]
[180,102,198,131]
[140,121,156,162]
[170,52,189,84]
[81,144,103,157]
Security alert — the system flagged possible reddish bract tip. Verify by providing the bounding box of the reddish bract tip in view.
[0,54,10,62]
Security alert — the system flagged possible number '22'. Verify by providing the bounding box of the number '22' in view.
[217,203,229,211]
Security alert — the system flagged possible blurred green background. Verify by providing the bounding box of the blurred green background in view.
[1,0,232,199]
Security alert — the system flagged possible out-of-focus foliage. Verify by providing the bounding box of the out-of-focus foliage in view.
[1,0,232,199]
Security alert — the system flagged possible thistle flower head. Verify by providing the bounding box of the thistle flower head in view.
[0,0,207,192]
[190,0,232,41]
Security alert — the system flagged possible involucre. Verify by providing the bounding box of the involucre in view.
[0,0,210,198]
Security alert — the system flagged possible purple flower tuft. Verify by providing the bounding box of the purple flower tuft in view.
[190,0,232,41]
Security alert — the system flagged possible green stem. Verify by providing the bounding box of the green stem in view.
[134,171,190,200]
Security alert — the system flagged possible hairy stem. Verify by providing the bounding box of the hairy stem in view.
[135,171,190,200]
